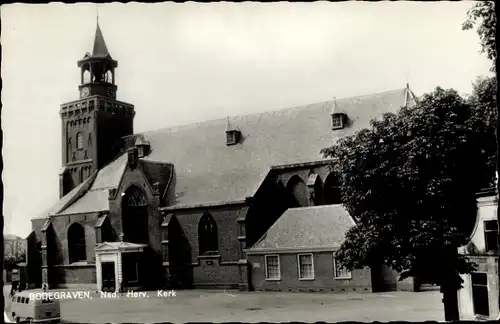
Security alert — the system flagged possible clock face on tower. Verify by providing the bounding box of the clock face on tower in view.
[80,87,90,98]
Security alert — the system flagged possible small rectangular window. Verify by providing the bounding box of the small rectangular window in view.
[471,272,489,316]
[331,114,344,130]
[265,255,280,280]
[333,256,352,279]
[484,220,498,252]
[297,253,314,280]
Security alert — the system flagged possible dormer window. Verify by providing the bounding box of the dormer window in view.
[226,130,241,146]
[134,135,151,158]
[331,113,345,130]
[127,147,138,168]
[225,117,241,146]
[330,97,346,130]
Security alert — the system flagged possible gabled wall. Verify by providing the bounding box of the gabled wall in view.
[458,191,499,320]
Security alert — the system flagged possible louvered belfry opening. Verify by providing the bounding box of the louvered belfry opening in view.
[121,185,149,244]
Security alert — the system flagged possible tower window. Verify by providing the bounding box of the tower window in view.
[76,133,84,150]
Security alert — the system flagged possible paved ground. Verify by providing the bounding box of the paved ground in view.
[4,285,444,323]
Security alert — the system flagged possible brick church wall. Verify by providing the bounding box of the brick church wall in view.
[167,204,248,288]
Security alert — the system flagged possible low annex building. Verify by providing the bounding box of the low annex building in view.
[247,205,399,293]
[26,21,417,292]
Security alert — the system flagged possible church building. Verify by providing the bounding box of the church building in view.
[26,22,417,292]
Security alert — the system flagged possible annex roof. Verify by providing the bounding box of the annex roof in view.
[249,205,355,252]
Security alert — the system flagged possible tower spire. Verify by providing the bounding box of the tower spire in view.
[92,15,110,58]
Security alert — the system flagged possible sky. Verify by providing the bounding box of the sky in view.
[1,2,493,238]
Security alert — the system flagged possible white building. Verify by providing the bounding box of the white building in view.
[457,187,499,320]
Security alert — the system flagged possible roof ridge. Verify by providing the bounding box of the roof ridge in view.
[57,170,100,215]
[287,204,344,211]
[139,87,407,136]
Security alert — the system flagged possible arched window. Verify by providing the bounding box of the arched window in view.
[122,185,149,244]
[83,70,91,84]
[324,173,342,205]
[286,175,309,207]
[198,213,218,255]
[76,133,84,150]
[68,223,86,263]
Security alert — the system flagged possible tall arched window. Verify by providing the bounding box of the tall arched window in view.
[286,175,309,207]
[198,212,218,255]
[68,223,86,263]
[122,185,149,244]
[76,132,84,150]
[324,173,342,205]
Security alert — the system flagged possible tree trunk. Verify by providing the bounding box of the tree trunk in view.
[495,1,500,312]
[441,281,460,321]
[496,0,500,313]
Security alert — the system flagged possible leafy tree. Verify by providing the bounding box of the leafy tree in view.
[321,86,496,321]
[463,1,497,72]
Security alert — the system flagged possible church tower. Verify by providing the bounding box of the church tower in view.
[59,21,135,197]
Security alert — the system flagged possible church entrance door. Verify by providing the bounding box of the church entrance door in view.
[101,262,116,292]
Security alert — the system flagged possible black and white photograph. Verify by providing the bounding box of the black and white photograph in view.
[1,1,498,323]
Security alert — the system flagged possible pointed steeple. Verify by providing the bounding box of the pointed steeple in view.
[92,21,110,58]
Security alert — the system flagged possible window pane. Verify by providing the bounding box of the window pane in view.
[332,115,343,128]
[484,220,498,231]
[299,255,313,279]
[334,258,351,278]
[485,231,498,251]
[472,286,489,316]
[266,256,280,279]
[471,273,488,286]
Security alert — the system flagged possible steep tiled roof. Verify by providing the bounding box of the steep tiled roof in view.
[32,154,128,219]
[250,205,355,250]
[56,154,128,216]
[34,87,413,219]
[141,88,411,208]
